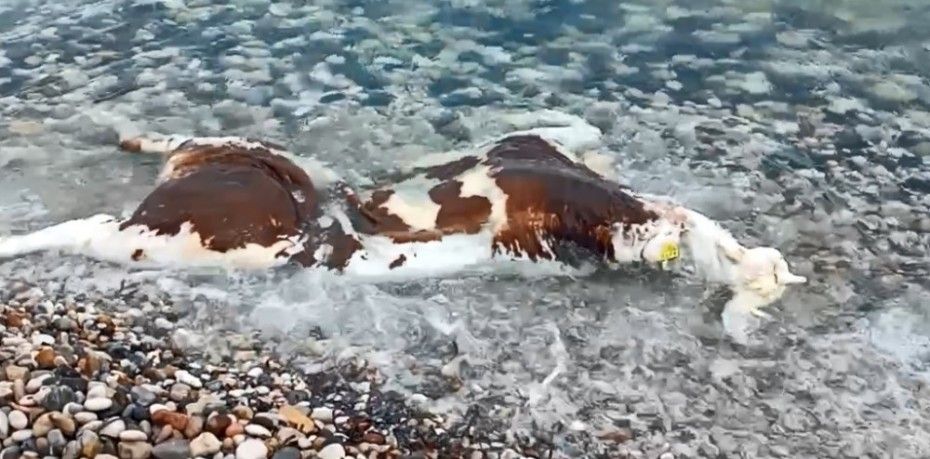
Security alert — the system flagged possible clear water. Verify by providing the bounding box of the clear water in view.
[1,0,929,457]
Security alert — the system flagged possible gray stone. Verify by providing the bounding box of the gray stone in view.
[169,384,191,403]
[271,447,300,459]
[0,447,21,459]
[152,439,190,459]
[130,386,158,407]
[62,441,80,459]
[41,386,78,412]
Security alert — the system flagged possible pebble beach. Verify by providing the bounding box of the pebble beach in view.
[2,0,930,458]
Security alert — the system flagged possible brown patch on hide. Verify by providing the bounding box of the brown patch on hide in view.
[354,189,447,243]
[120,144,320,255]
[322,227,364,270]
[389,254,407,269]
[131,249,144,261]
[428,181,492,234]
[485,135,658,261]
[357,190,412,233]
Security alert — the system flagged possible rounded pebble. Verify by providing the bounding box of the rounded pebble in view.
[317,443,347,459]
[236,439,268,459]
[84,398,113,412]
[8,411,27,430]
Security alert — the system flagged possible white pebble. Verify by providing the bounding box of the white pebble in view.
[0,411,7,439]
[31,334,55,346]
[119,430,148,442]
[317,443,346,459]
[235,438,267,459]
[310,408,333,423]
[149,403,170,415]
[100,419,126,438]
[11,429,33,442]
[26,375,51,393]
[8,411,27,430]
[175,370,203,389]
[87,383,107,400]
[246,367,263,378]
[74,412,98,424]
[244,424,271,438]
[84,398,113,411]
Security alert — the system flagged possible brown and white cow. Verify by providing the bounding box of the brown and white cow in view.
[0,120,806,342]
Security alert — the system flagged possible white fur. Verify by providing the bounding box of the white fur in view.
[376,176,443,231]
[343,229,589,281]
[457,164,510,232]
[0,215,295,270]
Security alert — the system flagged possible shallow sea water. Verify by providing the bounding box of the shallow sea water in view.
[1,0,930,457]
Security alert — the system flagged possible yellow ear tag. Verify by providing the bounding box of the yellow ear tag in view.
[658,242,680,262]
